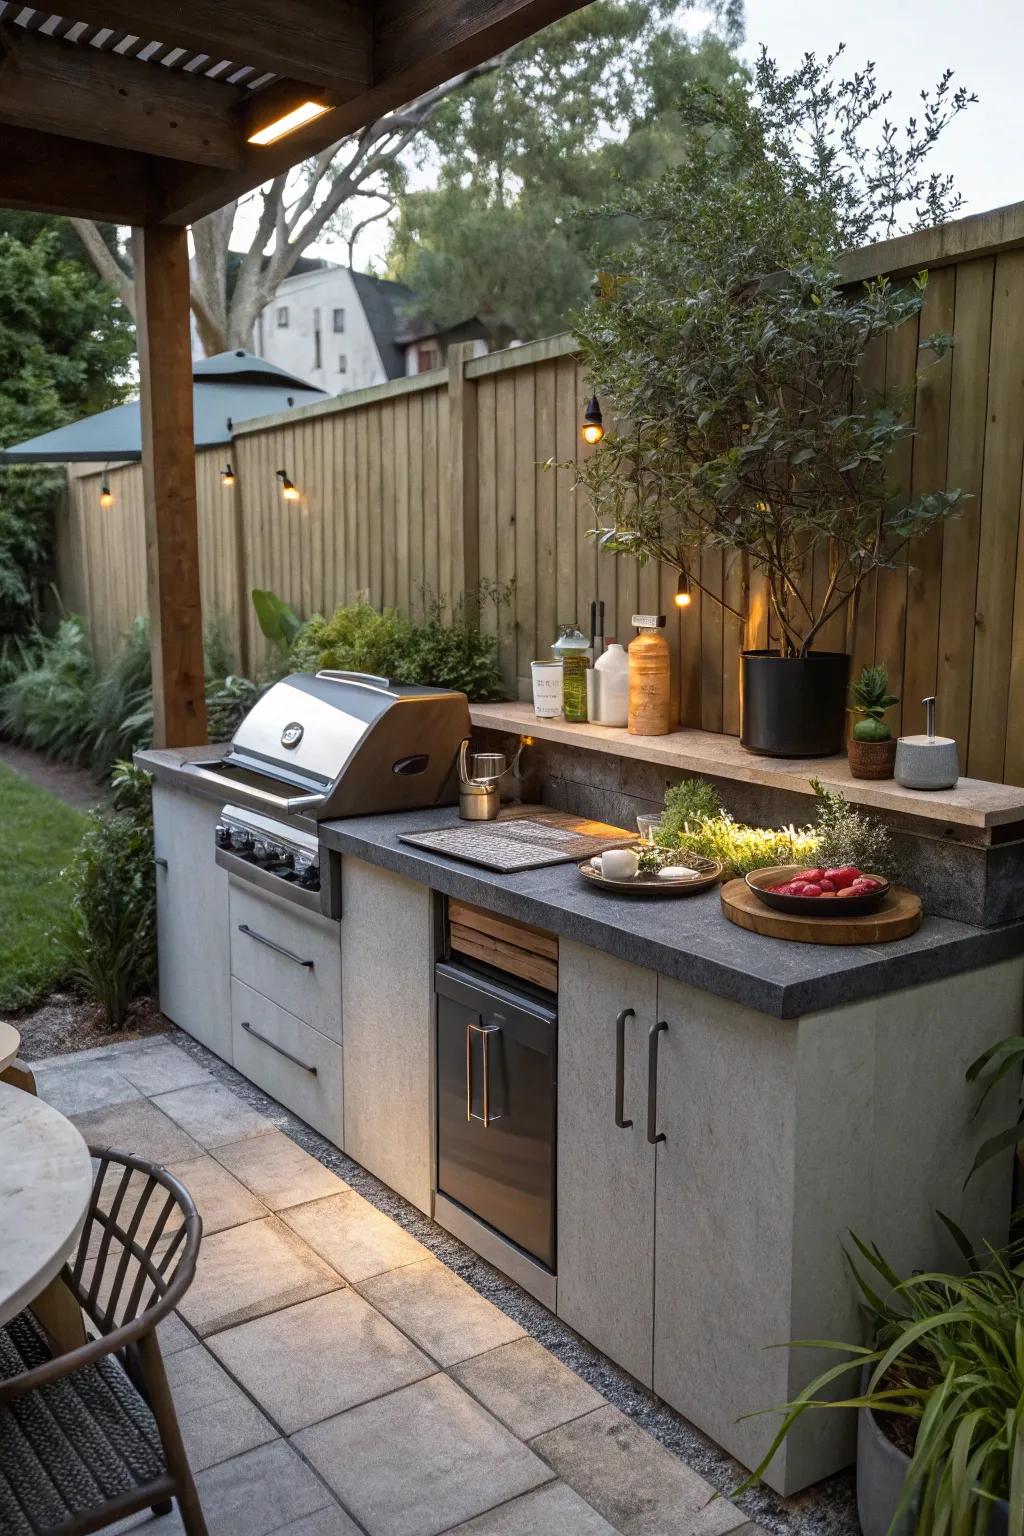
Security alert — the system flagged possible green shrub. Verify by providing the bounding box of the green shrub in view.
[811,778,898,877]
[0,617,96,764]
[55,771,156,1029]
[287,596,507,701]
[87,614,153,773]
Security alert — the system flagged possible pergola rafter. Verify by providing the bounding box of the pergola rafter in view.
[0,0,588,745]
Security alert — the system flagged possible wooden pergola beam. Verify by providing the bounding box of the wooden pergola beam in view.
[38,0,372,94]
[0,24,246,168]
[134,224,208,748]
[0,124,153,222]
[156,0,592,225]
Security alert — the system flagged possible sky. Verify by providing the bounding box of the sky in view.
[241,0,1024,271]
[741,0,1024,221]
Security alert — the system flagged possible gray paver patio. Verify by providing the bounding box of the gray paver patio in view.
[34,1033,766,1536]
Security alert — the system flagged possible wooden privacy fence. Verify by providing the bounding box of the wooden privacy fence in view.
[55,202,1024,785]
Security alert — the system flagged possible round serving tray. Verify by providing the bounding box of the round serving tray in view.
[745,864,890,917]
[577,852,722,897]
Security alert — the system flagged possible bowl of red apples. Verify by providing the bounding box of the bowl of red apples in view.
[745,864,890,916]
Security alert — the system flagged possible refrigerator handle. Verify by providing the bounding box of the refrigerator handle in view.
[647,1021,668,1145]
[614,1008,634,1129]
[466,1019,503,1128]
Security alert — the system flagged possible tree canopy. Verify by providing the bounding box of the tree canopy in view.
[0,217,134,636]
[387,1,742,344]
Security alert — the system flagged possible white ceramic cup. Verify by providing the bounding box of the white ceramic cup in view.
[600,848,639,880]
[531,660,563,718]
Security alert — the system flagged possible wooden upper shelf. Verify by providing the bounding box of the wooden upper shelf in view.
[0,0,589,225]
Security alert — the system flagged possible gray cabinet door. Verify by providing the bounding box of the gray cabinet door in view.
[651,973,797,1479]
[152,784,231,1061]
[341,857,434,1214]
[556,940,657,1385]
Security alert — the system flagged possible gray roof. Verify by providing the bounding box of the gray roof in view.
[0,350,328,464]
[350,273,417,382]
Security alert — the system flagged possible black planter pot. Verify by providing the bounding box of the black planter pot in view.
[740,650,850,757]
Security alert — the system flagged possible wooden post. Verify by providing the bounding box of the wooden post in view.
[134,224,207,747]
[447,341,479,622]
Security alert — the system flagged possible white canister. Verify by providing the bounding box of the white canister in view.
[531,660,563,718]
[592,641,629,727]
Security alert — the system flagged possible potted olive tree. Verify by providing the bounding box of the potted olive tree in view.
[572,53,970,757]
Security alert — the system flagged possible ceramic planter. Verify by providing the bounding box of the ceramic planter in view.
[739,651,850,757]
[847,736,897,780]
[857,1389,1009,1536]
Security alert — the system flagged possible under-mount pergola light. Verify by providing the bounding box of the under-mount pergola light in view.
[248,101,331,147]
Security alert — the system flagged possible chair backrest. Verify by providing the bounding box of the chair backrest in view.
[66,1147,202,1339]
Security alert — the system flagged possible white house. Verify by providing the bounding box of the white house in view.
[251,261,488,396]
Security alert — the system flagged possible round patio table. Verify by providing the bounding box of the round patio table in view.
[0,1082,93,1328]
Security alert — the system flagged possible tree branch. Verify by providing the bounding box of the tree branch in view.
[70,219,135,316]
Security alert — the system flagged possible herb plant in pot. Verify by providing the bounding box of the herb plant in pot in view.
[570,55,968,758]
[849,665,899,780]
[737,1230,1019,1535]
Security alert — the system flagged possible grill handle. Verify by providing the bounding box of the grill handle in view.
[240,1020,318,1074]
[316,670,391,690]
[237,924,314,969]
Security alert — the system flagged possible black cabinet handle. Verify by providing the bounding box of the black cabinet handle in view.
[240,1020,318,1074]
[647,1020,667,1145]
[614,1008,634,1129]
[237,923,314,968]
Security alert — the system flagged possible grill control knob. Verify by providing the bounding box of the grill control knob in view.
[299,863,320,890]
[215,823,232,849]
[230,828,254,853]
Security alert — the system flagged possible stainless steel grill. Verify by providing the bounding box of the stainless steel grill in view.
[188,670,471,821]
[185,670,470,916]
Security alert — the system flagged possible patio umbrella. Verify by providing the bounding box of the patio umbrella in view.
[0,350,330,464]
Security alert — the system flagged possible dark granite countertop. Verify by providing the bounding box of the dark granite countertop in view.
[320,806,1024,1019]
[136,750,1024,1020]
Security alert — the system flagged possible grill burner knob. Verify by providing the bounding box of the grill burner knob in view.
[230,828,254,853]
[271,850,294,871]
[299,864,320,890]
[215,824,232,849]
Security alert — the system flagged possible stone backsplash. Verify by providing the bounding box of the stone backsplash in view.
[475,727,1024,928]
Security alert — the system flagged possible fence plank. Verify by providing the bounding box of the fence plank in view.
[969,249,1024,779]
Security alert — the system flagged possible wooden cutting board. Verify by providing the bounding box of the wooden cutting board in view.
[721,880,922,945]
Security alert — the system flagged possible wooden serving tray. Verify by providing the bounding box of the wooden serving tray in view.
[578,854,722,897]
[721,879,922,945]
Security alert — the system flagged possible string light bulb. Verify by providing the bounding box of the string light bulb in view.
[221,462,236,488]
[581,396,605,446]
[276,469,300,502]
[99,479,114,509]
[674,570,692,609]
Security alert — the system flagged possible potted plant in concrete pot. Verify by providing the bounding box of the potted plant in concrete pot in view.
[570,55,968,757]
[736,1231,1018,1535]
[849,665,899,779]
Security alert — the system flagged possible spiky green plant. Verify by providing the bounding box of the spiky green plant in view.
[964,1036,1024,1186]
[738,1231,1024,1534]
[851,664,900,743]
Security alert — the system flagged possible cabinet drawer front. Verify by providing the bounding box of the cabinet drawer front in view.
[229,880,341,1042]
[231,978,343,1147]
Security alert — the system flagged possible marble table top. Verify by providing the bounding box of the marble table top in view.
[0,1022,21,1074]
[0,1083,93,1328]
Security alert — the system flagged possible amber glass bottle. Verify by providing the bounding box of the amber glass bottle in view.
[628,615,670,735]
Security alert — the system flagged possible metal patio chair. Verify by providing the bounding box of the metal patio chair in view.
[0,1147,208,1536]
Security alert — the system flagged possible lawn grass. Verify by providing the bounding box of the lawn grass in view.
[0,763,85,1011]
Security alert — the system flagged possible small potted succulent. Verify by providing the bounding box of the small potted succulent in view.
[848,665,899,780]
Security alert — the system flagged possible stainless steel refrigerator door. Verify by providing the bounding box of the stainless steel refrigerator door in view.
[435,962,556,1269]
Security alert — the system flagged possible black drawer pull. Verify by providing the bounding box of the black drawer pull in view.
[647,1020,667,1145]
[240,1020,318,1074]
[614,1008,634,1129]
[238,923,314,968]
